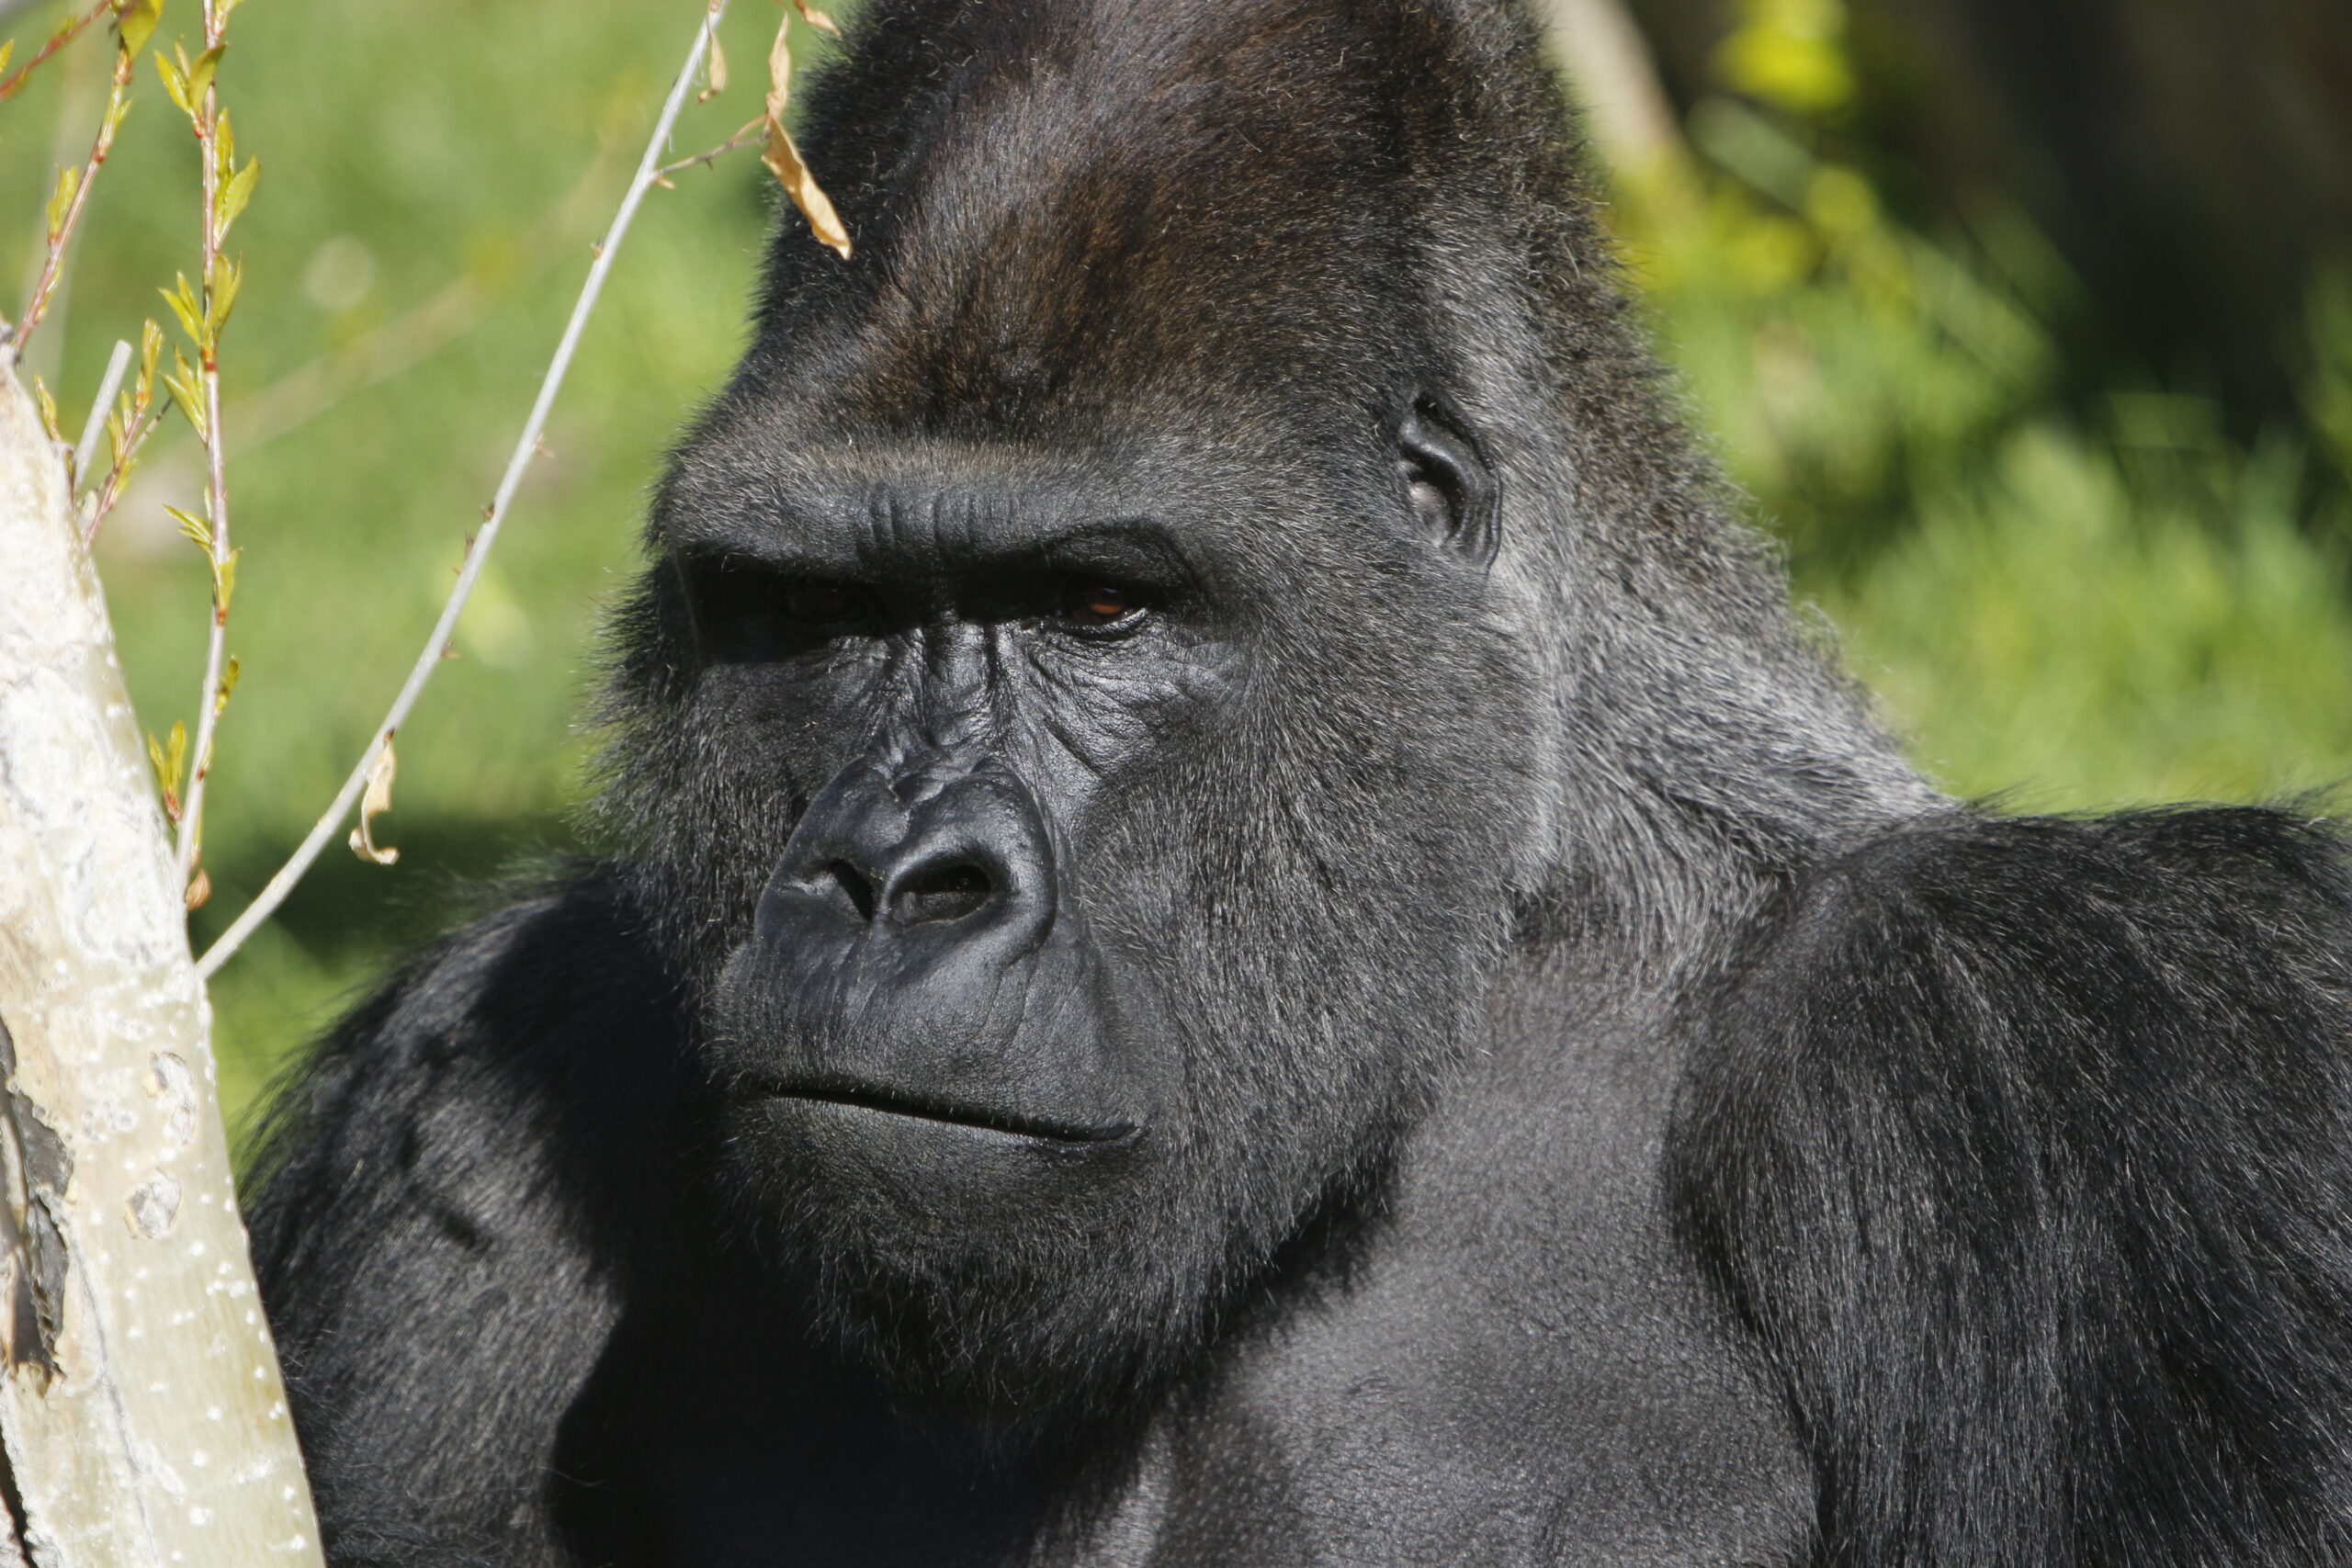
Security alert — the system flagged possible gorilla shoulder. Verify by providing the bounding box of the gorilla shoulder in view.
[244,874,679,1564]
[1676,806,2352,1567]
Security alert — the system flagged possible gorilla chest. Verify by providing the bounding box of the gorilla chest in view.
[565,1000,1809,1567]
[1114,1014,1814,1566]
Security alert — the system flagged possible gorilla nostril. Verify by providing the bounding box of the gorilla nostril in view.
[891,863,994,926]
[827,861,878,923]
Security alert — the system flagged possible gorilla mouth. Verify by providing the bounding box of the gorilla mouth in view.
[758,1079,1141,1147]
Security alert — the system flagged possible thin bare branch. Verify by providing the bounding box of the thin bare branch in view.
[13,28,131,353]
[69,335,127,479]
[0,0,119,103]
[172,0,247,903]
[655,117,764,185]
[80,321,161,543]
[198,0,739,978]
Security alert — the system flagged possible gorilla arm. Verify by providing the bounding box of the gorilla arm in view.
[1675,807,2352,1567]
[243,877,681,1567]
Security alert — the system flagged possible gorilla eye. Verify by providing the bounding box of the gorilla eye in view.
[779,581,873,627]
[1053,580,1148,633]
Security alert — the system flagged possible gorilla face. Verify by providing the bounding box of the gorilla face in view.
[616,398,1534,1421]
[565,0,1627,1432]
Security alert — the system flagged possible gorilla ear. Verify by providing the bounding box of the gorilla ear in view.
[1394,398,1500,572]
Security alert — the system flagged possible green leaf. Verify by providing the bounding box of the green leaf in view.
[155,44,191,118]
[161,719,189,819]
[42,165,77,243]
[165,502,211,551]
[159,273,203,345]
[31,377,62,445]
[184,40,220,102]
[117,0,161,59]
[216,156,257,233]
[146,722,186,818]
[162,347,205,438]
[212,547,239,614]
[207,254,241,333]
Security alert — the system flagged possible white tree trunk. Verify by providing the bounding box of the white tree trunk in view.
[0,361,322,1566]
[1540,0,1685,171]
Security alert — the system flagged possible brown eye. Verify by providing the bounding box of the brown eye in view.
[780,581,868,626]
[1056,581,1146,631]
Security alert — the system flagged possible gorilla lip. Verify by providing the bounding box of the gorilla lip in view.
[755,1079,1142,1147]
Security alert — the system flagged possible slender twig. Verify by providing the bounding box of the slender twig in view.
[0,0,118,103]
[79,408,154,536]
[197,0,736,977]
[654,118,763,186]
[80,401,155,538]
[80,403,158,537]
[69,334,127,479]
[81,323,160,543]
[14,28,131,354]
[173,0,243,902]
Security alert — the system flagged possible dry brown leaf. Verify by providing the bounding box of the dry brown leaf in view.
[792,1,842,37]
[348,736,401,866]
[763,121,852,258]
[763,6,852,258]
[764,12,792,123]
[184,867,211,911]
[700,0,729,101]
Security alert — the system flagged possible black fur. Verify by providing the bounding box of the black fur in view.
[1673,809,2352,1566]
[246,0,2352,1562]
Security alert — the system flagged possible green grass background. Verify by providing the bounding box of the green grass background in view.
[7,0,2350,1125]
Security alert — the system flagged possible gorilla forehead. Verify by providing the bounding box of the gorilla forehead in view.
[740,0,1525,433]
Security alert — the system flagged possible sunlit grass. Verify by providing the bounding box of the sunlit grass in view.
[1828,428,2352,806]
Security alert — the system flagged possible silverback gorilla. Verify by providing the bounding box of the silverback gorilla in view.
[247,0,2352,1562]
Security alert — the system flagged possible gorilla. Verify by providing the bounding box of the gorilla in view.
[246,0,2352,1562]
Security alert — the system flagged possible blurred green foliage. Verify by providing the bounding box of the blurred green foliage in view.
[1614,0,2352,808]
[4,0,2347,1122]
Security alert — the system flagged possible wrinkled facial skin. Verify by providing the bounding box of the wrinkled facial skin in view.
[621,419,1534,1426]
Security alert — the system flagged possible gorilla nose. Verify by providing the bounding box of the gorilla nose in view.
[761,762,1055,951]
[819,852,1000,929]
[886,860,995,926]
[723,759,1147,1154]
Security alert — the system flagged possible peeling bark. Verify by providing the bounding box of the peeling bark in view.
[0,361,322,1565]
